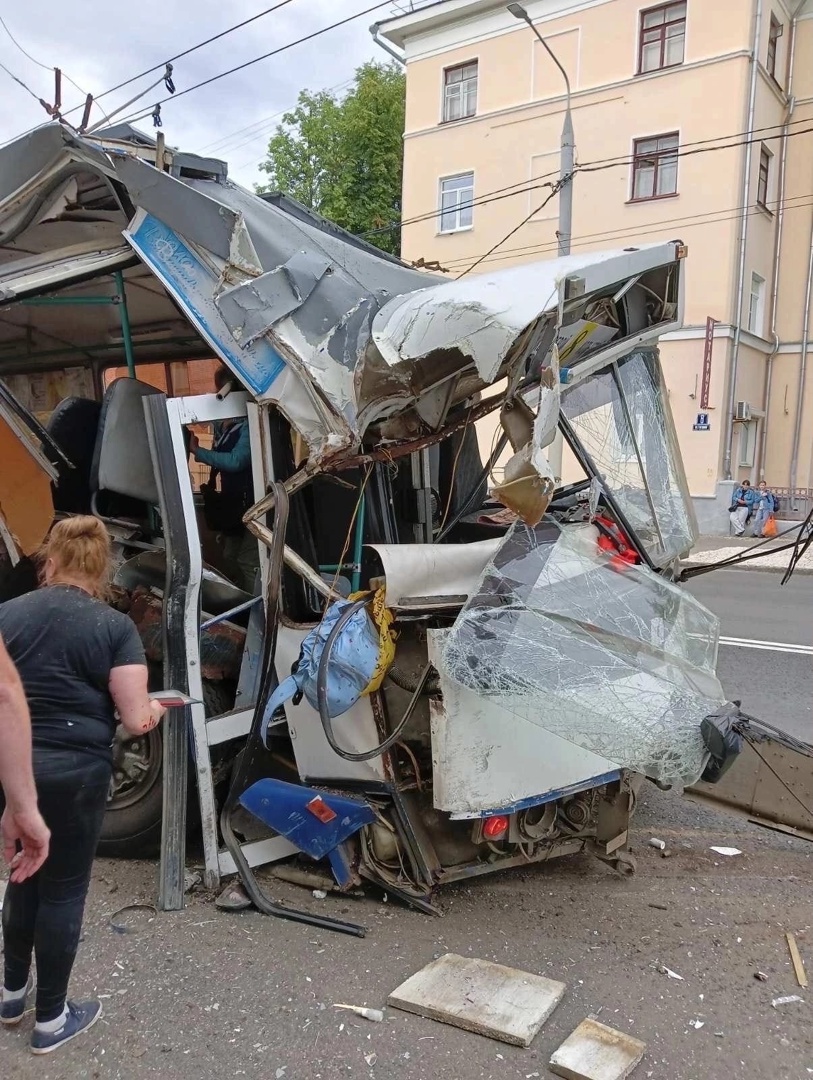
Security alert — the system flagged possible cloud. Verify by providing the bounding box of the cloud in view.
[0,0,390,187]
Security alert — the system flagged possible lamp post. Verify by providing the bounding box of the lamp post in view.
[507,3,574,257]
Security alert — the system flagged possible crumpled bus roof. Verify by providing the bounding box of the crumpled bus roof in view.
[0,123,685,464]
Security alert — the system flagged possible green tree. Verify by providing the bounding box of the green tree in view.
[258,62,405,254]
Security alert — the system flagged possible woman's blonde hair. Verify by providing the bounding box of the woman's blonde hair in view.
[43,516,111,597]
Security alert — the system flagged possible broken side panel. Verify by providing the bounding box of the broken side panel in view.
[434,522,724,817]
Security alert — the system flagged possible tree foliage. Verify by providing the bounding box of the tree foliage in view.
[258,62,405,254]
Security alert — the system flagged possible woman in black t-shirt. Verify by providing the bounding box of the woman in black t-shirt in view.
[0,517,165,1055]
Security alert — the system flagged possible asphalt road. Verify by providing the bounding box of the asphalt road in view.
[684,569,812,743]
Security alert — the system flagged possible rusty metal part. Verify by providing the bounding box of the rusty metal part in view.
[127,588,245,680]
[322,394,504,474]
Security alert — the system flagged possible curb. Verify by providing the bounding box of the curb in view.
[681,560,813,576]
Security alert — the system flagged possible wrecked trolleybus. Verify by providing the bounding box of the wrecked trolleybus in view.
[1,124,809,935]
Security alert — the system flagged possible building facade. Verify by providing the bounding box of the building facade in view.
[375,0,813,531]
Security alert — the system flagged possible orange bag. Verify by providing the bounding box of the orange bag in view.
[763,513,778,538]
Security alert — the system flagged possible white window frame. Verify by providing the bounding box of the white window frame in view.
[438,172,475,234]
[748,272,766,336]
[738,419,758,468]
[442,61,478,123]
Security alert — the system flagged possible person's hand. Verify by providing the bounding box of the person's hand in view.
[147,699,167,729]
[189,433,199,455]
[1,803,50,883]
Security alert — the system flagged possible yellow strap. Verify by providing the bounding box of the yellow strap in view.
[349,588,397,696]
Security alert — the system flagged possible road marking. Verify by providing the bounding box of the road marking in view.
[719,635,813,656]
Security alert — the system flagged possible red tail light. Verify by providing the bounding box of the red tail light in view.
[483,815,510,841]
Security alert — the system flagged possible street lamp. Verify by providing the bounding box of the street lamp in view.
[507,3,574,257]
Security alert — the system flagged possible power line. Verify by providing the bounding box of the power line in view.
[0,13,108,120]
[62,0,302,119]
[200,78,355,159]
[440,190,813,267]
[360,115,813,239]
[90,0,394,131]
[441,194,813,273]
[457,183,563,278]
[0,59,43,104]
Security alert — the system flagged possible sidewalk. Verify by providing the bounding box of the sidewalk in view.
[682,523,813,573]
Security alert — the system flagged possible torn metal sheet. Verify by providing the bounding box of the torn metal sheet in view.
[368,539,501,607]
[216,251,332,346]
[435,521,724,813]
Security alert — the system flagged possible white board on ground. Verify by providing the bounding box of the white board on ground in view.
[549,1018,646,1080]
[387,953,565,1047]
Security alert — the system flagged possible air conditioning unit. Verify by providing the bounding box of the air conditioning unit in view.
[735,401,752,421]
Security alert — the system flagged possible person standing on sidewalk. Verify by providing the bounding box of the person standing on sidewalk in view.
[0,517,165,1055]
[729,480,755,536]
[0,637,50,883]
[751,480,778,538]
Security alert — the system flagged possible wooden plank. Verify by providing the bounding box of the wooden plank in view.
[550,1018,646,1080]
[787,932,808,989]
[388,953,565,1047]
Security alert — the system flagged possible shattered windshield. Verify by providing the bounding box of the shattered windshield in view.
[561,347,697,566]
[438,522,725,790]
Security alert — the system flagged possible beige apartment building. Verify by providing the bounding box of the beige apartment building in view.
[374,0,813,532]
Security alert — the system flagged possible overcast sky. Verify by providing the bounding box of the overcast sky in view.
[0,0,399,188]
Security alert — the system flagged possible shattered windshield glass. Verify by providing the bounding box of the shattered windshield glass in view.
[439,521,725,788]
[561,347,697,566]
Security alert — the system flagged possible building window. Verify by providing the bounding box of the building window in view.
[757,145,771,209]
[638,2,687,74]
[748,273,765,335]
[738,420,758,468]
[767,14,783,81]
[631,133,679,201]
[439,173,474,232]
[443,62,478,122]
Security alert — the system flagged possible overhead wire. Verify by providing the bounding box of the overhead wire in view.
[439,192,813,272]
[457,184,562,277]
[92,1,395,133]
[197,78,354,157]
[60,0,303,120]
[360,116,813,240]
[0,12,106,119]
[0,59,45,105]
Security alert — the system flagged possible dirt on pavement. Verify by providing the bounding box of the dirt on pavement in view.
[1,785,811,1080]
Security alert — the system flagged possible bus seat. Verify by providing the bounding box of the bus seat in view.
[45,397,102,514]
[90,378,162,516]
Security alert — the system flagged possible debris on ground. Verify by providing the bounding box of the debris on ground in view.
[312,890,328,900]
[184,870,202,893]
[656,964,684,981]
[771,995,805,1008]
[648,839,666,850]
[754,971,769,982]
[333,1004,384,1022]
[689,1020,705,1030]
[549,1017,646,1080]
[215,882,252,911]
[388,953,566,1047]
[710,847,742,857]
[786,933,808,989]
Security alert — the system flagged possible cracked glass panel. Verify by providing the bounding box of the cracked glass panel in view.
[439,521,725,786]
[561,347,697,566]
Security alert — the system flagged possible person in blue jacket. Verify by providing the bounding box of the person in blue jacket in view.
[729,480,755,536]
[751,480,777,538]
[189,367,260,593]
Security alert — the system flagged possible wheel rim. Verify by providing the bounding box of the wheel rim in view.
[108,728,162,810]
